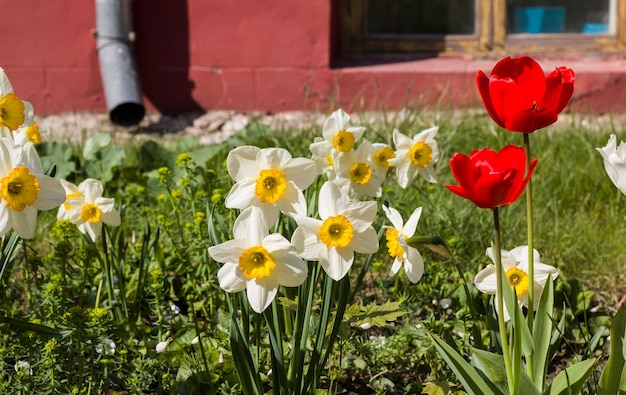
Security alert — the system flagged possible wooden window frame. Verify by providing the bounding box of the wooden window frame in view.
[340,0,626,56]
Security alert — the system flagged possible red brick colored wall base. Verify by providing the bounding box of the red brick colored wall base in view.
[1,0,625,117]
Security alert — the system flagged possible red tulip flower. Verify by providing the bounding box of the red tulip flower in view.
[446,145,537,209]
[477,56,575,134]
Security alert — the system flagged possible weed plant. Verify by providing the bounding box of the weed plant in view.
[0,109,623,394]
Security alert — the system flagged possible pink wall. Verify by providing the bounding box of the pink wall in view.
[2,0,625,117]
[1,0,334,116]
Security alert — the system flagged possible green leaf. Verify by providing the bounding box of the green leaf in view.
[533,277,555,390]
[544,358,596,395]
[428,333,495,395]
[344,300,405,328]
[471,348,539,395]
[83,133,111,160]
[0,316,72,338]
[422,381,450,395]
[598,306,626,395]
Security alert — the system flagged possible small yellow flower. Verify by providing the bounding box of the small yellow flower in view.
[254,169,287,203]
[332,130,355,152]
[80,203,102,223]
[319,215,354,248]
[506,267,529,298]
[374,146,394,168]
[238,246,276,279]
[409,141,433,168]
[0,93,25,131]
[1,166,39,211]
[24,122,41,144]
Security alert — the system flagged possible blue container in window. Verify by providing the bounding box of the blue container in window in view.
[514,7,566,34]
[583,23,608,34]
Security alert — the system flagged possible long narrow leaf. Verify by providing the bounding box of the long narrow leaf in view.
[428,333,495,395]
[533,277,555,390]
[0,316,72,338]
[472,348,540,395]
[544,358,596,395]
[598,306,626,395]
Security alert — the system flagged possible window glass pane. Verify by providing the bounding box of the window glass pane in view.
[507,0,616,35]
[366,0,476,35]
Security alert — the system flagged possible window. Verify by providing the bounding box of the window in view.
[340,0,624,55]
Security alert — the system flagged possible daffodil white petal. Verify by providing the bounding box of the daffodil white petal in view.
[224,180,256,209]
[217,263,247,293]
[348,227,379,254]
[32,175,66,210]
[389,258,403,276]
[10,206,37,239]
[474,265,498,294]
[247,279,277,314]
[382,205,404,230]
[405,247,425,283]
[208,239,249,263]
[272,254,308,287]
[322,247,354,281]
[403,207,422,238]
[227,146,261,181]
[0,68,14,95]
[232,207,269,243]
[283,158,317,190]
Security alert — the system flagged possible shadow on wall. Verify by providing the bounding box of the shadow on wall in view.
[133,0,204,114]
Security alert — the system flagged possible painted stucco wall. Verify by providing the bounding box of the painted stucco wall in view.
[1,0,333,115]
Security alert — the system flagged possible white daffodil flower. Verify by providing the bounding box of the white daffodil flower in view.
[310,109,366,176]
[0,68,34,137]
[14,120,42,146]
[0,139,65,239]
[60,178,121,242]
[382,205,424,283]
[371,142,395,175]
[225,146,316,226]
[333,139,386,199]
[291,181,378,281]
[388,127,439,188]
[208,206,308,314]
[597,134,626,195]
[474,246,558,321]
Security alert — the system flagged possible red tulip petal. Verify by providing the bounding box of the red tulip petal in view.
[505,108,558,133]
[445,185,487,208]
[469,148,498,172]
[449,153,479,191]
[489,78,533,129]
[508,57,547,106]
[473,170,516,208]
[476,71,505,128]
[542,67,575,114]
[503,157,538,205]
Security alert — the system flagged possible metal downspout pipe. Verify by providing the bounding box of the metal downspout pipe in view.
[95,0,145,127]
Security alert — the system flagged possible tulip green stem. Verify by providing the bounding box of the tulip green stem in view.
[524,134,535,329]
[493,208,517,395]
[523,133,536,382]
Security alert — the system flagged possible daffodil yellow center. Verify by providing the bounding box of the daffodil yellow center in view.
[63,192,83,211]
[374,146,394,168]
[349,162,372,185]
[238,246,276,279]
[25,122,41,144]
[506,267,529,298]
[255,169,287,203]
[409,141,433,168]
[332,130,355,153]
[0,93,25,131]
[326,154,334,167]
[385,228,404,258]
[80,203,102,223]
[0,166,39,211]
[319,215,354,248]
